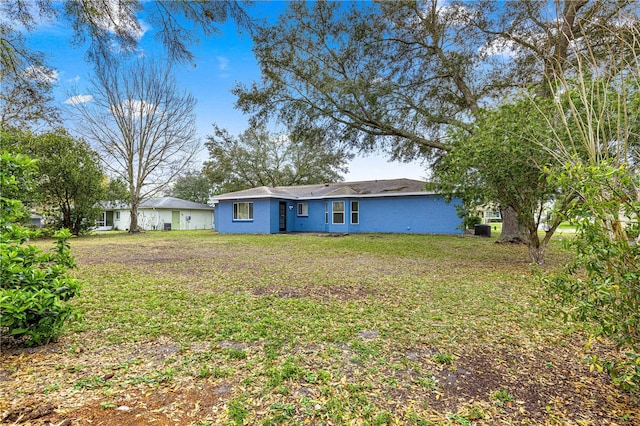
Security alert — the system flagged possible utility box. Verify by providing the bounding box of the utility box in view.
[474,224,491,237]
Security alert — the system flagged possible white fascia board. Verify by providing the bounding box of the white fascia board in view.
[296,191,439,200]
[213,191,440,203]
[211,194,298,202]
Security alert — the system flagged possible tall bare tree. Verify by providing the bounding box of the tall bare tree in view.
[72,58,199,232]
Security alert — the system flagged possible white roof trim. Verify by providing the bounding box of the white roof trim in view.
[212,191,437,203]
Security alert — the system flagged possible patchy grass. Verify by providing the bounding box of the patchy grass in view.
[1,231,637,425]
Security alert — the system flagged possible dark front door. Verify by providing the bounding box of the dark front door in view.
[105,211,114,227]
[279,202,287,232]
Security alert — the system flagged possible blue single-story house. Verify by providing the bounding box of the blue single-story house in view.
[212,179,462,234]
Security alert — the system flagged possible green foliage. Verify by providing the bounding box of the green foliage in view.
[0,150,36,224]
[204,124,353,193]
[435,96,573,263]
[169,170,212,204]
[432,353,452,365]
[1,129,110,235]
[266,356,303,388]
[0,151,81,346]
[493,389,514,406]
[462,215,482,230]
[227,396,249,425]
[545,161,640,392]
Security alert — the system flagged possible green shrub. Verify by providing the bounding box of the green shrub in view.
[463,215,482,230]
[0,151,81,346]
[545,162,640,392]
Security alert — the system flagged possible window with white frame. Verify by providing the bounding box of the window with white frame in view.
[332,201,345,224]
[115,211,120,220]
[233,202,254,220]
[297,202,309,217]
[351,201,359,224]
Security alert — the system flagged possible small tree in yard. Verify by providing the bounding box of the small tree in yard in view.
[435,97,576,264]
[0,152,81,347]
[1,129,108,235]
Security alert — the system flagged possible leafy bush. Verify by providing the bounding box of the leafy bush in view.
[463,215,482,230]
[544,162,640,392]
[0,151,81,346]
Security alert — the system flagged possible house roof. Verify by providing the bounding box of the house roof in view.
[213,179,434,202]
[105,197,213,211]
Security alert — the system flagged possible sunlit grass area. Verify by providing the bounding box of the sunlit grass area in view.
[1,231,636,425]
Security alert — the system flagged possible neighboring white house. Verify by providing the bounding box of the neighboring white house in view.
[98,197,214,231]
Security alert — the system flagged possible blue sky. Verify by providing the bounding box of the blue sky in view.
[26,1,427,182]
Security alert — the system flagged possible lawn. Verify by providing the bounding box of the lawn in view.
[1,231,637,425]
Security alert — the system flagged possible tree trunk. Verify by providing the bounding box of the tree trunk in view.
[497,206,527,244]
[129,200,140,233]
[527,224,544,265]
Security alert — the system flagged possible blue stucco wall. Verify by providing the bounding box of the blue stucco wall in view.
[214,198,273,233]
[215,195,462,234]
[355,195,461,234]
[292,200,327,232]
[268,200,298,233]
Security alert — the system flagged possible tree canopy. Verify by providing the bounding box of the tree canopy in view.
[0,0,250,131]
[0,0,251,73]
[169,170,213,205]
[234,1,639,243]
[204,124,353,193]
[0,129,110,235]
[235,1,637,160]
[434,96,577,263]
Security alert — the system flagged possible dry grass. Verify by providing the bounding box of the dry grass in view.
[1,231,637,425]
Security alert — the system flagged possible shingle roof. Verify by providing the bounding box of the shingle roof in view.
[104,197,213,210]
[214,179,432,201]
[140,197,213,210]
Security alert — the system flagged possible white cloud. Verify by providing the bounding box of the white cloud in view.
[112,99,156,118]
[217,56,230,71]
[23,66,59,84]
[67,75,81,83]
[64,94,93,105]
[478,38,518,58]
[92,0,148,40]
[438,4,479,26]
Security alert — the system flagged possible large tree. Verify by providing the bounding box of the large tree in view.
[169,170,213,205]
[234,0,639,243]
[203,124,354,193]
[71,58,199,232]
[435,97,578,264]
[0,129,108,235]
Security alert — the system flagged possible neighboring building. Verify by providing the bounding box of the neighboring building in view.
[98,197,214,231]
[479,204,502,224]
[30,213,44,228]
[212,179,462,234]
